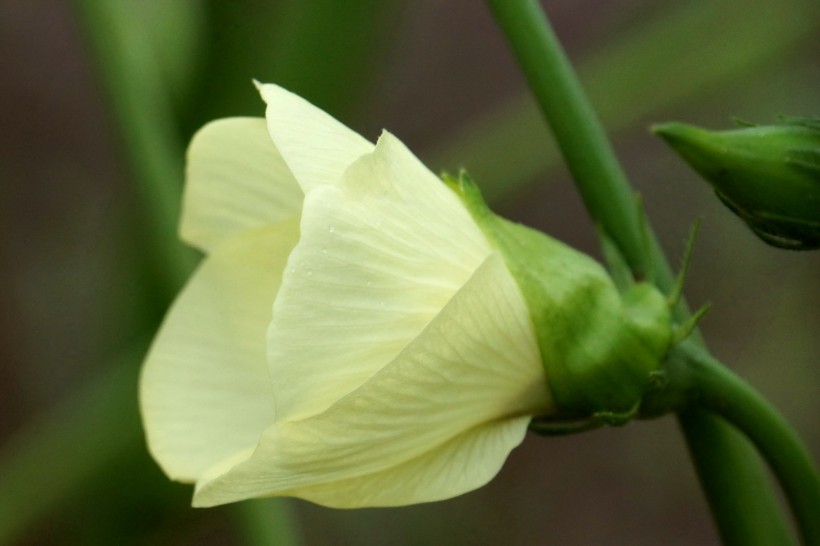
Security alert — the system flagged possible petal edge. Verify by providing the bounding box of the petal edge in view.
[181,117,302,252]
[141,220,299,480]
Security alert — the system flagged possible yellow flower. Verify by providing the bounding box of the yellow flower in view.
[140,83,554,508]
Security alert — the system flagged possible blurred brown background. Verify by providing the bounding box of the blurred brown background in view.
[1,0,818,544]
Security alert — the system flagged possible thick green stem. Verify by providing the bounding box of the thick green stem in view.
[679,411,795,546]
[682,347,820,545]
[484,0,795,542]
[485,0,650,278]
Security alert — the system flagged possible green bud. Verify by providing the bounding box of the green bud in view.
[445,172,673,424]
[653,118,820,250]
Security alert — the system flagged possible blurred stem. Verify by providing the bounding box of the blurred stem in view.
[75,0,196,294]
[184,0,400,135]
[0,345,143,543]
[235,499,304,546]
[484,0,795,543]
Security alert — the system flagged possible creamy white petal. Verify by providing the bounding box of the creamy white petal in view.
[257,83,374,193]
[140,219,299,481]
[180,117,303,252]
[267,131,494,422]
[286,416,533,508]
[192,253,552,508]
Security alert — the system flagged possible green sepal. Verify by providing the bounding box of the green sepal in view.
[445,171,674,421]
[671,303,711,346]
[653,119,820,250]
[528,416,604,436]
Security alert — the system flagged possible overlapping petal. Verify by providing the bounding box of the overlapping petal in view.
[284,416,533,508]
[193,253,552,508]
[143,83,554,510]
[140,220,298,480]
[267,131,495,422]
[180,117,303,252]
[258,83,375,192]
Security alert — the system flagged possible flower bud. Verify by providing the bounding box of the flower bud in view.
[445,173,673,424]
[653,119,820,250]
[142,83,679,510]
[144,84,557,509]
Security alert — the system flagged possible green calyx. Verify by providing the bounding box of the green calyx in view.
[445,172,673,425]
[653,118,820,250]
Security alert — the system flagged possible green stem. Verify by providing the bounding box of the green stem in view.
[679,411,795,546]
[683,347,820,545]
[484,0,794,542]
[75,0,196,293]
[234,499,304,546]
[484,0,649,277]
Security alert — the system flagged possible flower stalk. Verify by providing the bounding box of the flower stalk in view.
[483,0,650,281]
[677,344,820,545]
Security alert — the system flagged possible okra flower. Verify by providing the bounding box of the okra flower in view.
[141,84,672,509]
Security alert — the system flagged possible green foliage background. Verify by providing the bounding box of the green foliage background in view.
[0,0,817,543]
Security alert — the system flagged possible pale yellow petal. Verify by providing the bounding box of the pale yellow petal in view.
[268,131,494,422]
[180,117,303,252]
[287,416,533,508]
[257,83,374,192]
[192,253,552,507]
[140,219,299,481]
